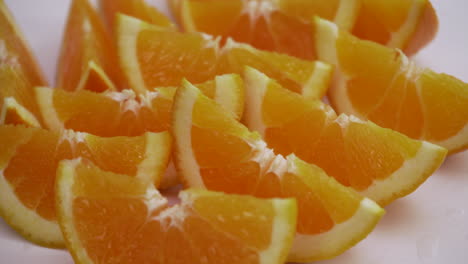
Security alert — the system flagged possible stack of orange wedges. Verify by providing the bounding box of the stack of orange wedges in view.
[0,0,466,263]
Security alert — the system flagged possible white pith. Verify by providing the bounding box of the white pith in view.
[0,97,41,127]
[0,167,64,246]
[136,132,170,183]
[173,83,204,188]
[244,66,269,136]
[361,141,445,204]
[387,0,426,49]
[105,89,160,114]
[57,159,93,264]
[289,198,383,262]
[259,199,295,264]
[434,123,468,151]
[215,74,241,119]
[303,61,333,99]
[117,15,149,94]
[315,18,360,116]
[75,61,117,92]
[35,87,64,132]
[334,0,360,31]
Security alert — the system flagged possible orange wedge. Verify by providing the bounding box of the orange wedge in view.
[100,0,176,33]
[173,0,437,56]
[243,67,447,206]
[117,14,332,98]
[0,125,170,247]
[353,0,438,55]
[56,159,297,264]
[0,0,46,126]
[75,61,117,92]
[174,0,359,60]
[172,81,384,262]
[315,18,468,154]
[1,97,41,127]
[56,0,125,91]
[36,74,243,189]
[36,74,243,137]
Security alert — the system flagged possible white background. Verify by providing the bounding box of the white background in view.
[0,0,467,263]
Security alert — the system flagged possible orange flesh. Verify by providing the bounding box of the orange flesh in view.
[277,0,339,22]
[137,30,219,87]
[45,76,228,137]
[189,93,360,235]
[184,0,317,60]
[100,0,175,34]
[0,126,155,221]
[57,0,125,91]
[419,72,468,142]
[70,164,281,263]
[262,80,422,192]
[0,2,46,124]
[353,0,414,47]
[3,105,35,126]
[134,28,324,97]
[78,66,115,92]
[335,30,468,146]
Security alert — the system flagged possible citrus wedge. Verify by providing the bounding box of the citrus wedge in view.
[172,81,385,262]
[353,0,438,55]
[75,61,117,92]
[56,0,125,91]
[315,18,468,154]
[173,0,437,57]
[1,97,40,127]
[175,0,359,60]
[244,67,447,206]
[0,125,170,247]
[117,14,332,98]
[36,73,243,137]
[100,0,176,33]
[56,158,297,264]
[0,0,46,126]
[36,74,243,189]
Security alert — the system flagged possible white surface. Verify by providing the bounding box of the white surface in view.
[1,0,467,263]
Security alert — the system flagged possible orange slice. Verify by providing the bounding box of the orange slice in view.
[0,0,46,126]
[56,159,297,264]
[175,0,359,60]
[0,125,170,247]
[243,67,447,206]
[315,18,468,154]
[174,0,437,56]
[75,61,117,92]
[99,0,176,33]
[1,97,41,127]
[36,74,243,189]
[118,14,332,98]
[36,73,243,137]
[172,81,384,262]
[56,0,126,91]
[353,0,438,56]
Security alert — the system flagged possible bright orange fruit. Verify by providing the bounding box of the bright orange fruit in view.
[243,67,447,206]
[1,97,41,127]
[57,159,297,264]
[118,14,332,98]
[100,0,176,33]
[172,0,437,57]
[56,0,126,91]
[0,125,171,247]
[315,18,468,154]
[172,81,384,262]
[0,0,46,126]
[36,74,244,137]
[36,74,243,189]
